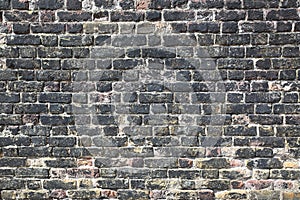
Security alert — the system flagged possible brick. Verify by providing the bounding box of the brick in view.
[164,11,195,21]
[4,11,39,22]
[190,0,224,8]
[163,35,197,46]
[13,23,30,34]
[44,180,77,190]
[142,48,176,58]
[31,24,65,34]
[39,93,71,103]
[16,168,49,178]
[58,11,92,22]
[119,0,135,9]
[112,35,146,47]
[7,35,40,45]
[111,11,144,22]
[149,0,171,9]
[38,47,72,58]
[244,0,279,8]
[67,0,82,10]
[0,0,10,9]
[247,158,283,169]
[266,9,300,20]
[0,158,26,167]
[0,179,26,189]
[216,10,245,21]
[146,11,161,21]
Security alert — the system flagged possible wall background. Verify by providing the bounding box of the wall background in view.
[0,0,299,199]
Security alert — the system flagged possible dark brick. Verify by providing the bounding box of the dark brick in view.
[266,9,300,20]
[111,11,144,22]
[142,48,176,58]
[0,0,10,9]
[12,0,29,9]
[49,137,76,147]
[38,0,64,9]
[38,47,72,58]
[31,24,65,34]
[245,92,281,103]
[44,180,76,189]
[39,93,71,103]
[190,0,224,8]
[247,158,283,169]
[244,0,279,8]
[13,23,30,34]
[67,24,83,33]
[4,11,39,22]
[58,11,92,22]
[67,0,82,10]
[164,11,195,21]
[7,35,40,45]
[94,0,114,8]
[0,158,26,167]
[0,179,26,189]
[222,21,238,33]
[119,0,135,9]
[216,10,246,21]
[60,35,93,47]
[146,11,161,21]
[225,126,256,136]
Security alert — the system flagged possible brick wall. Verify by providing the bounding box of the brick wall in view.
[0,0,300,199]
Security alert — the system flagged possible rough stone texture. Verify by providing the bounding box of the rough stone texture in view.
[0,0,299,199]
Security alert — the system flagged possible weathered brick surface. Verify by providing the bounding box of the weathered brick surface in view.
[0,0,299,199]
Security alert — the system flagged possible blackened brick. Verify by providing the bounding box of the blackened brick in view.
[164,11,195,21]
[67,0,82,10]
[245,92,281,103]
[0,0,10,9]
[12,0,29,9]
[222,22,238,33]
[49,137,76,147]
[0,158,26,167]
[249,115,283,125]
[41,36,58,46]
[0,93,20,103]
[7,59,40,69]
[13,23,30,34]
[111,11,144,22]
[149,0,171,9]
[15,104,48,114]
[146,11,162,21]
[58,11,92,22]
[142,48,176,58]
[4,11,39,22]
[113,59,143,70]
[31,24,65,34]
[120,0,135,9]
[67,24,83,33]
[60,36,93,47]
[244,0,279,8]
[7,35,40,45]
[39,93,71,103]
[266,9,300,20]
[94,0,115,8]
[248,10,264,20]
[247,158,283,169]
[41,116,74,126]
[38,47,72,58]
[38,0,64,9]
[246,47,281,58]
[190,0,224,8]
[216,10,246,21]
